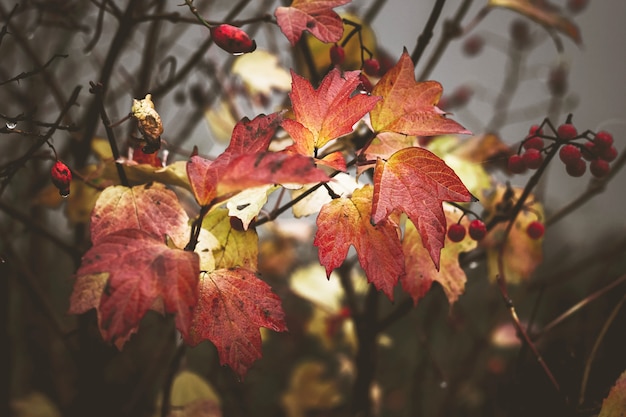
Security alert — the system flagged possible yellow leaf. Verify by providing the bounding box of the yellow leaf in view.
[599,368,626,417]
[232,50,292,96]
[153,371,221,417]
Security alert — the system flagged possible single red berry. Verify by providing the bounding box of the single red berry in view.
[210,24,256,55]
[528,125,543,137]
[565,158,586,177]
[597,145,618,162]
[507,154,527,174]
[523,136,544,151]
[582,141,597,161]
[363,58,380,76]
[468,219,487,241]
[590,159,610,178]
[329,44,345,66]
[462,35,484,57]
[557,123,578,140]
[594,131,614,149]
[526,221,545,240]
[559,144,582,165]
[50,160,72,197]
[522,148,543,169]
[447,224,466,242]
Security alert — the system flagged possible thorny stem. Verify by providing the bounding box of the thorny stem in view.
[411,0,446,67]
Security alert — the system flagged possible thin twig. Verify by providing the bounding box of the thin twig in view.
[89,82,129,187]
[411,0,447,67]
[578,292,626,406]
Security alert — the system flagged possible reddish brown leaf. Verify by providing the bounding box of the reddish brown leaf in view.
[284,69,380,155]
[372,147,473,270]
[370,51,470,136]
[314,185,404,299]
[75,229,199,347]
[187,113,282,205]
[275,0,351,46]
[91,183,190,249]
[402,206,477,305]
[217,152,330,197]
[185,267,287,377]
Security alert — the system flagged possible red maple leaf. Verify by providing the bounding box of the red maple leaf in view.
[187,112,330,205]
[217,152,331,197]
[187,113,282,205]
[283,69,380,170]
[314,185,405,299]
[74,229,200,347]
[370,51,471,136]
[185,267,287,378]
[275,0,351,46]
[90,183,190,249]
[372,147,474,270]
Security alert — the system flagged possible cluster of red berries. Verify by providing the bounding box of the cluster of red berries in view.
[508,123,618,179]
[447,218,545,242]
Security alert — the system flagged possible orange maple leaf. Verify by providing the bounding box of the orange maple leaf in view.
[314,185,405,299]
[370,51,470,136]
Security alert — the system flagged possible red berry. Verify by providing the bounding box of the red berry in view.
[329,44,345,66]
[522,148,543,169]
[447,224,466,242]
[363,58,380,76]
[50,160,72,197]
[462,35,484,57]
[557,123,578,140]
[210,24,256,55]
[468,219,487,241]
[528,125,543,137]
[565,158,586,177]
[523,136,544,151]
[598,145,618,162]
[508,154,526,174]
[559,144,582,165]
[582,141,597,161]
[526,221,545,239]
[590,159,610,178]
[594,131,614,149]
